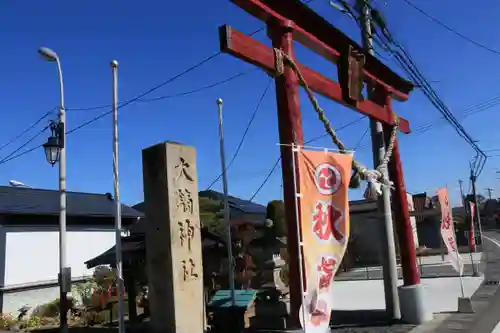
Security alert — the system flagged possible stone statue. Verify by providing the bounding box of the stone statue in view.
[247,219,288,299]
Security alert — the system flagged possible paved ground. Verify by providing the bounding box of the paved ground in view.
[27,232,500,333]
[336,252,483,281]
[410,230,500,333]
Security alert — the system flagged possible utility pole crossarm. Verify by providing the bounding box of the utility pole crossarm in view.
[219,25,411,133]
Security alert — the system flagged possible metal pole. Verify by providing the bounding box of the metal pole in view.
[358,0,400,320]
[459,180,478,275]
[56,58,69,333]
[216,98,236,307]
[111,60,126,333]
[290,144,307,331]
[470,167,484,246]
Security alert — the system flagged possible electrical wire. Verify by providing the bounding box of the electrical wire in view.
[67,52,222,135]
[0,66,254,166]
[137,69,256,103]
[333,0,489,177]
[0,125,50,164]
[0,0,321,170]
[67,69,256,111]
[0,11,294,168]
[0,109,54,153]
[353,125,369,150]
[248,116,365,201]
[372,13,489,177]
[402,0,500,56]
[205,77,273,190]
[373,30,487,171]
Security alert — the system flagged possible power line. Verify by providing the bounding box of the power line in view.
[67,69,256,111]
[370,11,488,176]
[411,94,500,135]
[402,0,500,56]
[306,115,366,143]
[332,0,490,177]
[205,77,273,190]
[0,0,311,169]
[0,145,42,166]
[373,28,486,159]
[0,125,50,165]
[137,70,256,103]
[248,116,365,201]
[0,109,54,153]
[0,64,252,166]
[353,125,369,150]
[67,52,221,135]
[249,157,281,202]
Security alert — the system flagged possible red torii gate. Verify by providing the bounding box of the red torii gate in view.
[219,0,421,325]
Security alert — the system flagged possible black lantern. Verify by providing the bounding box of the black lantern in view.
[43,121,62,166]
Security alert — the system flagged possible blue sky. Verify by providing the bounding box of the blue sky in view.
[1,0,500,207]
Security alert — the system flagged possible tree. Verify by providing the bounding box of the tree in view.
[266,200,287,237]
[199,196,225,235]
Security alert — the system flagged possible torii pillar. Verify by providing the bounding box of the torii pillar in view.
[219,0,432,326]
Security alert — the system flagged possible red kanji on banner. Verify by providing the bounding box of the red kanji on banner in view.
[310,299,329,327]
[316,256,337,289]
[447,236,456,251]
[441,213,451,230]
[312,201,344,242]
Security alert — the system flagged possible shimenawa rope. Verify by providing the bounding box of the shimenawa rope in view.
[272,48,399,198]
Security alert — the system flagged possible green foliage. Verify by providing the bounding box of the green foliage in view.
[93,266,116,290]
[18,315,41,329]
[199,196,225,235]
[32,299,61,318]
[0,313,16,330]
[266,200,287,237]
[72,279,97,308]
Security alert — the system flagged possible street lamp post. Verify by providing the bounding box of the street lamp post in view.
[39,46,69,333]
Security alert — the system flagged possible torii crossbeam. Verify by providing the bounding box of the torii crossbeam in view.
[219,0,423,325]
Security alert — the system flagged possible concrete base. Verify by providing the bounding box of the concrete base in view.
[398,283,433,325]
[457,297,474,313]
[472,264,483,277]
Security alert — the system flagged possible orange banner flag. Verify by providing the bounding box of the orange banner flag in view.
[296,148,353,332]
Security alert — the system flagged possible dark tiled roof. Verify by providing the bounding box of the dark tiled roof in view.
[132,190,267,217]
[199,190,267,215]
[0,186,144,219]
[349,199,377,214]
[85,228,224,268]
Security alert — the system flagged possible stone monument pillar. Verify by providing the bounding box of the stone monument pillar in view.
[142,142,204,333]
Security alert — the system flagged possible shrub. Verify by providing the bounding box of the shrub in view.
[32,299,60,318]
[72,280,97,308]
[0,313,16,330]
[18,315,41,329]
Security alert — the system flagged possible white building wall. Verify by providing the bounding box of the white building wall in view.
[407,193,420,248]
[4,226,116,286]
[3,286,61,316]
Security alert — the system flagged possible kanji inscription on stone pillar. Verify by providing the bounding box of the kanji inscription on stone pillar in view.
[142,141,204,333]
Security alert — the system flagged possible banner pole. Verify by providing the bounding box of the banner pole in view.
[459,268,465,298]
[290,143,307,332]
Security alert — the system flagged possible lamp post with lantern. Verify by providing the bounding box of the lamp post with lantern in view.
[39,46,69,333]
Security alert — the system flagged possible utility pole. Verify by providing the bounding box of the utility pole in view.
[470,165,484,246]
[486,187,493,200]
[459,179,479,275]
[111,60,125,333]
[358,0,400,320]
[216,98,236,307]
